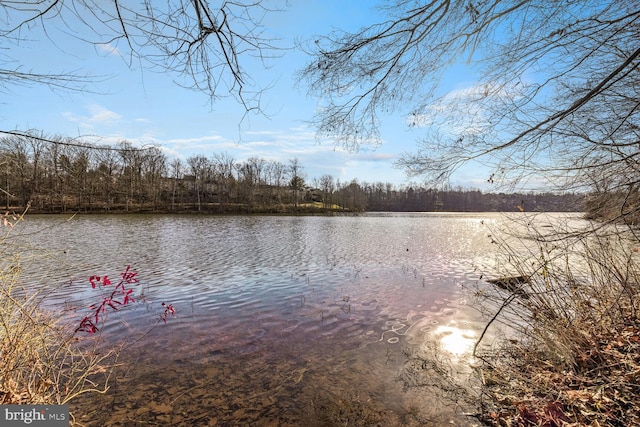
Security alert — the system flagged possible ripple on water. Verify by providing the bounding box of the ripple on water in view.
[12,213,529,425]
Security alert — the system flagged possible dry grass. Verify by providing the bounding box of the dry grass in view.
[0,213,119,423]
[470,217,640,426]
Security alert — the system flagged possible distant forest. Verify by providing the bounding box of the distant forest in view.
[0,135,583,214]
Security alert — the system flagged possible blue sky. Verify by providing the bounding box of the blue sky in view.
[2,1,488,188]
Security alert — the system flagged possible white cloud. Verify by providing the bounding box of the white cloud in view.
[63,104,122,127]
[354,152,397,162]
[406,80,525,135]
[87,104,122,123]
[166,135,225,145]
[97,43,120,56]
[161,134,240,155]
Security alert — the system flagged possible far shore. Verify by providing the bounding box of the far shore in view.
[6,201,582,216]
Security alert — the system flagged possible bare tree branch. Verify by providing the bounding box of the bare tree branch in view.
[1,1,282,112]
[0,129,153,152]
[301,0,640,202]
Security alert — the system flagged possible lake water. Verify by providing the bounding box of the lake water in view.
[6,212,561,425]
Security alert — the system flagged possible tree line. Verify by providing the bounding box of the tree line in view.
[0,133,581,214]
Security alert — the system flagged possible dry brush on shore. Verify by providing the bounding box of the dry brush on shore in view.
[0,214,120,424]
[474,218,640,426]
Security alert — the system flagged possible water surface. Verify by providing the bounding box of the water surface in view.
[7,212,546,425]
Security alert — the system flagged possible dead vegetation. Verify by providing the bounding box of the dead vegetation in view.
[0,214,119,423]
[471,218,640,426]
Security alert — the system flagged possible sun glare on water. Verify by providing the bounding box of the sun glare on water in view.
[433,324,477,357]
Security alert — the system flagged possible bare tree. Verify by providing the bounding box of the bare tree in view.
[301,1,640,205]
[141,147,167,210]
[117,140,144,210]
[169,158,184,211]
[288,157,305,208]
[235,160,256,205]
[43,138,68,211]
[1,1,280,110]
[266,160,287,203]
[212,151,236,204]
[187,155,211,211]
[69,145,94,210]
[0,135,31,207]
[319,174,335,209]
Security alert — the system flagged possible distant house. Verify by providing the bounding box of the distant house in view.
[305,188,323,203]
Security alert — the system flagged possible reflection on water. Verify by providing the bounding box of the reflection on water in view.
[433,324,477,357]
[5,213,575,425]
